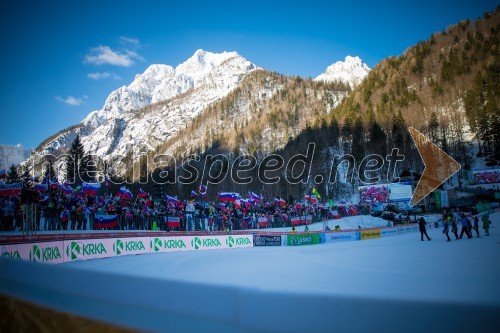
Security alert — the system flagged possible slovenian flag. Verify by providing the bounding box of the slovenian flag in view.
[117,186,132,199]
[49,179,59,189]
[190,190,198,198]
[59,182,74,195]
[83,182,101,195]
[138,188,149,198]
[34,182,48,192]
[249,191,261,203]
[274,197,286,207]
[218,192,240,202]
[310,195,318,204]
[198,185,207,198]
[0,182,23,197]
[166,194,180,204]
[94,214,118,229]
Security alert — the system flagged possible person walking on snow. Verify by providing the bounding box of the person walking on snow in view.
[450,215,459,240]
[473,216,480,237]
[442,216,451,242]
[418,217,431,241]
[482,214,491,236]
[459,213,472,239]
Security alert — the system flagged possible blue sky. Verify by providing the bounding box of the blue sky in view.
[0,0,496,150]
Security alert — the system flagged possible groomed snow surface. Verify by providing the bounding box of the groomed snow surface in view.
[1,213,499,333]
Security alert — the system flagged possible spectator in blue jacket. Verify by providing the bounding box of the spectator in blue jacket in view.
[459,213,472,239]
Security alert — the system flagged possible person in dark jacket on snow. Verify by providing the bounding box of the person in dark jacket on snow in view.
[418,217,431,241]
[459,213,472,239]
[473,216,480,237]
[450,215,459,240]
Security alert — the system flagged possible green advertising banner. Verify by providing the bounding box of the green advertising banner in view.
[434,191,442,209]
[287,233,321,246]
[476,202,493,214]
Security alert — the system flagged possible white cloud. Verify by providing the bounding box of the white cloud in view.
[84,45,143,67]
[87,72,122,80]
[55,95,86,107]
[119,36,140,47]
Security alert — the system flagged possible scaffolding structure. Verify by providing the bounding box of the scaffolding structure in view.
[22,203,38,237]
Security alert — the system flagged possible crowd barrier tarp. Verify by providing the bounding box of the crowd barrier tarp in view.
[253,235,282,247]
[323,231,360,243]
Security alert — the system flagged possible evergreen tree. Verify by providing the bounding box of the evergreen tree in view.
[6,164,20,184]
[427,111,440,144]
[66,135,88,184]
[369,121,387,157]
[43,160,56,181]
[20,168,33,189]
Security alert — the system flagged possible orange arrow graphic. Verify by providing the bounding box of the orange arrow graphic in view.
[408,127,461,207]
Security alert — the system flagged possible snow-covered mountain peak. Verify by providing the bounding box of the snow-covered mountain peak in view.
[175,49,244,77]
[315,56,371,88]
[82,50,257,129]
[0,143,32,169]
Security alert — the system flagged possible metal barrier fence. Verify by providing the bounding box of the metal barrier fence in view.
[0,205,327,232]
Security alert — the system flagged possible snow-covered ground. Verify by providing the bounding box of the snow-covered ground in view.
[1,213,498,333]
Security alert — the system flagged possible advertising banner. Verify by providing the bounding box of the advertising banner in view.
[253,235,282,247]
[381,228,400,237]
[358,184,389,205]
[324,231,360,243]
[150,235,253,253]
[287,233,321,246]
[0,244,24,260]
[389,184,413,202]
[360,229,381,240]
[149,236,192,253]
[64,238,114,262]
[109,237,150,256]
[472,168,500,184]
[1,242,65,264]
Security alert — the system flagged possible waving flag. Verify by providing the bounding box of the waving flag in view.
[94,214,118,230]
[58,182,74,195]
[166,195,180,204]
[49,179,59,189]
[198,185,207,198]
[310,195,318,204]
[249,191,261,203]
[274,197,286,207]
[190,190,198,198]
[83,182,101,195]
[105,176,111,186]
[138,188,149,198]
[34,182,48,192]
[117,186,132,199]
[0,182,23,197]
[312,187,321,199]
[218,192,240,202]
